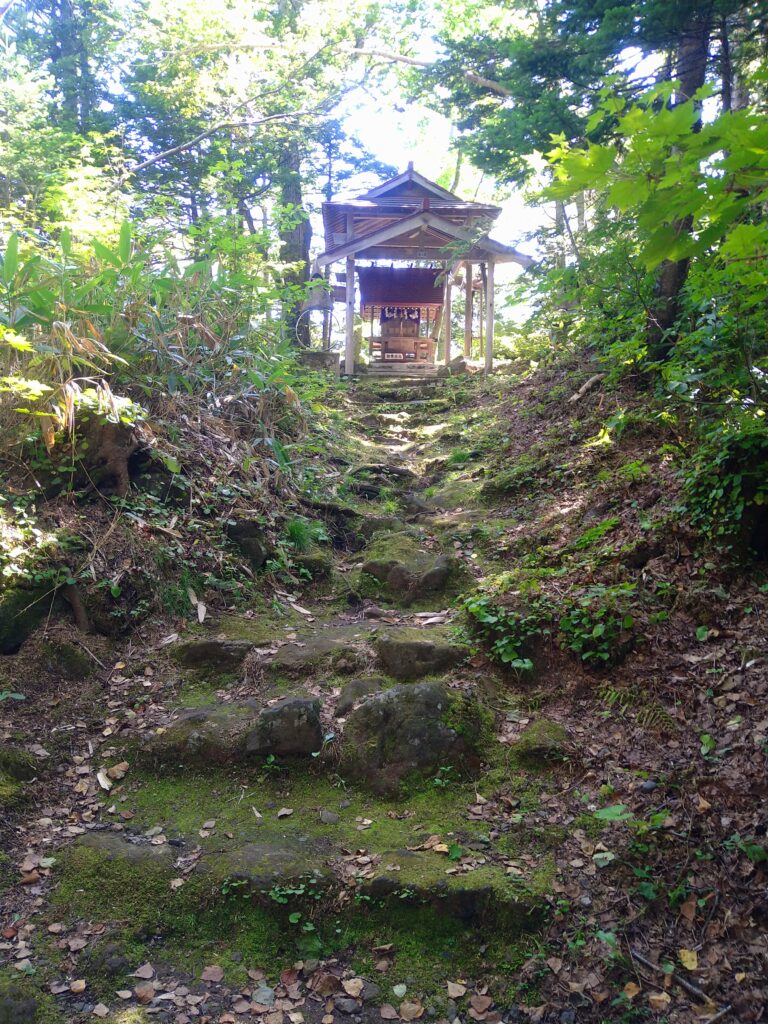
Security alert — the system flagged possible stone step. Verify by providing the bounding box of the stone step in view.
[63,801,548,934]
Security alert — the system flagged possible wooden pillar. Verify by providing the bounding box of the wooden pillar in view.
[345,256,355,374]
[443,267,452,366]
[478,262,486,359]
[463,261,472,359]
[484,259,495,375]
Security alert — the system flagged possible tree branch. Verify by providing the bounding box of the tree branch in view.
[126,108,315,176]
[342,47,512,96]
[132,40,514,99]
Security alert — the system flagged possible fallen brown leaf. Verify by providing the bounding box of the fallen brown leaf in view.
[399,1001,424,1021]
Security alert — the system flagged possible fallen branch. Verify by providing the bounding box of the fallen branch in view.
[630,948,732,1021]
[568,373,605,404]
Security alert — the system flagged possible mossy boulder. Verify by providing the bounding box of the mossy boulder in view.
[0,974,45,1024]
[39,640,92,679]
[245,697,322,757]
[513,719,569,764]
[225,519,271,569]
[148,698,322,765]
[172,638,253,673]
[0,745,36,781]
[341,682,486,795]
[0,583,53,654]
[292,548,333,580]
[360,531,453,606]
[335,676,385,717]
[377,628,467,681]
[357,515,404,539]
[0,745,37,809]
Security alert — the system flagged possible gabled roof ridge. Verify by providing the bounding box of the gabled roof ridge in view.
[359,163,461,202]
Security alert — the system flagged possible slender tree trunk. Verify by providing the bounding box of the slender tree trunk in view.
[554,201,566,270]
[576,192,586,234]
[646,14,712,363]
[278,139,312,347]
[238,198,258,236]
[720,16,733,113]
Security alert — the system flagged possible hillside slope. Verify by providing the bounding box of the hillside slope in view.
[1,362,767,1024]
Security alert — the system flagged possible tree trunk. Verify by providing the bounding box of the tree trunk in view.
[720,16,733,112]
[278,140,312,347]
[646,14,712,363]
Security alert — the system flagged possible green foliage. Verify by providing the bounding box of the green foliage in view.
[464,591,550,670]
[569,516,620,550]
[483,452,545,497]
[283,517,329,552]
[679,419,768,550]
[558,583,635,664]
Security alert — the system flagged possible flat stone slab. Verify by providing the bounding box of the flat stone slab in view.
[172,639,253,672]
[76,831,175,865]
[209,839,329,890]
[377,627,467,681]
[147,698,322,765]
[253,626,374,678]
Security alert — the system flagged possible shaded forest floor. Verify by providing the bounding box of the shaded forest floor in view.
[1,359,767,1024]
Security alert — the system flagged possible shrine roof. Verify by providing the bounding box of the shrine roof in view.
[317,165,533,270]
[321,165,502,240]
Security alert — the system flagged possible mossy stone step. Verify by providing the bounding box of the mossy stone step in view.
[428,477,482,511]
[360,531,453,606]
[172,638,253,672]
[254,625,374,678]
[146,697,323,765]
[376,627,467,680]
[59,828,546,934]
[365,854,546,930]
[341,682,487,795]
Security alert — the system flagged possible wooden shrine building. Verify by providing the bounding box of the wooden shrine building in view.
[315,164,532,375]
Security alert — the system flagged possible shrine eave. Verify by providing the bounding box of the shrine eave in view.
[315,210,533,269]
